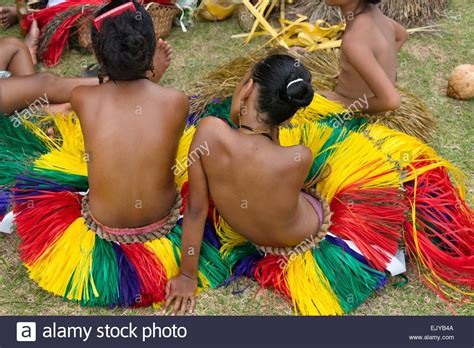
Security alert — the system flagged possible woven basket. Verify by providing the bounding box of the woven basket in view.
[146,3,180,39]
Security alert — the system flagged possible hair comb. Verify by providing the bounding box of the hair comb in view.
[93,2,137,32]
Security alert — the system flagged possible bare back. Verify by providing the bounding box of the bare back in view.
[71,80,188,228]
[336,7,398,100]
[198,117,318,247]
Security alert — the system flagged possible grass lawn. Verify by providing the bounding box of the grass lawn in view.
[0,0,472,316]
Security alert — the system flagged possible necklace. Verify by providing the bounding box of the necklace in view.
[239,124,273,141]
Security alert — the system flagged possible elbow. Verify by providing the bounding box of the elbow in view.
[185,202,208,220]
[384,93,401,112]
[402,28,410,43]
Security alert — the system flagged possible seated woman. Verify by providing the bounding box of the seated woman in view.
[164,55,341,314]
[321,0,408,113]
[11,0,227,307]
[163,54,473,316]
[319,0,435,142]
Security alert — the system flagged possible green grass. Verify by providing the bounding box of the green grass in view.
[0,0,472,316]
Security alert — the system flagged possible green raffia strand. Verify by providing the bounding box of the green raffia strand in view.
[224,241,259,269]
[168,226,230,288]
[305,116,370,184]
[392,274,409,288]
[33,168,89,191]
[313,240,384,313]
[88,236,120,306]
[0,115,48,186]
[202,98,237,128]
[63,236,120,307]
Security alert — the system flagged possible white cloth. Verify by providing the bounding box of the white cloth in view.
[326,232,407,276]
[47,0,68,8]
[0,212,14,234]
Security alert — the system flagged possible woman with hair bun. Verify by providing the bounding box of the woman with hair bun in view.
[163,54,387,315]
[164,52,472,316]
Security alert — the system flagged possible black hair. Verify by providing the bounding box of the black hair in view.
[251,54,314,126]
[366,0,381,4]
[91,0,156,82]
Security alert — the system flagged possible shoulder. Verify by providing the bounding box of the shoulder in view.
[285,145,313,169]
[70,85,89,106]
[153,85,188,106]
[189,117,231,159]
[275,144,313,185]
[196,116,229,138]
[343,12,374,44]
[70,85,97,116]
[341,26,374,62]
[168,88,189,105]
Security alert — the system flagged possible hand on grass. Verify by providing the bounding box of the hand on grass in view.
[161,273,198,316]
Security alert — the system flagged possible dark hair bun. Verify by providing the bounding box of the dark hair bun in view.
[122,34,147,58]
[91,0,156,81]
[252,54,314,126]
[283,73,314,108]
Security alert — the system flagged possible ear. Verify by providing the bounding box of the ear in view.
[241,78,255,100]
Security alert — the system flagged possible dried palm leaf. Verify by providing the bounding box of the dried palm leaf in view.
[285,0,449,27]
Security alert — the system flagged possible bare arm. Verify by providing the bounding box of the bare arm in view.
[389,18,409,51]
[340,41,401,113]
[162,126,210,315]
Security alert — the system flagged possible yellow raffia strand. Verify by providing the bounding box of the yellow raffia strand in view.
[279,121,334,159]
[286,251,343,315]
[149,238,207,309]
[22,114,61,151]
[28,217,97,302]
[294,94,347,122]
[279,125,302,147]
[146,238,180,279]
[175,126,197,190]
[145,237,208,292]
[317,132,400,203]
[366,124,467,199]
[214,212,248,257]
[301,121,334,157]
[28,113,87,177]
[407,170,473,300]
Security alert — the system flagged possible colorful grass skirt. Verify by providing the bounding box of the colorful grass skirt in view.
[1,94,473,313]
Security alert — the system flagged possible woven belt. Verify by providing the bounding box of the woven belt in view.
[82,191,182,244]
[255,188,332,257]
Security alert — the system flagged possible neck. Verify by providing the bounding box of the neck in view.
[239,110,273,135]
[340,1,367,22]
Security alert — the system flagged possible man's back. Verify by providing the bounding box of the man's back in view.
[71,79,188,228]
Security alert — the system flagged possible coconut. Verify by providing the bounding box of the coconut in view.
[447,65,474,100]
